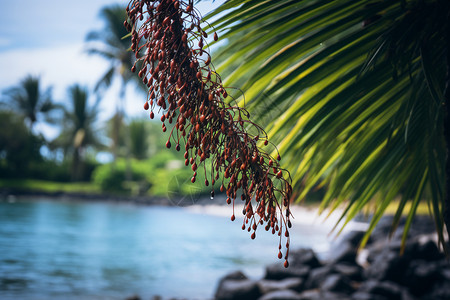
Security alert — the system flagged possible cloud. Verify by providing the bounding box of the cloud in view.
[0,43,147,139]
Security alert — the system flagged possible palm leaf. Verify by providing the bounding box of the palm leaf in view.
[208,0,449,250]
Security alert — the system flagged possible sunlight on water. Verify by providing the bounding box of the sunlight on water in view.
[0,198,334,299]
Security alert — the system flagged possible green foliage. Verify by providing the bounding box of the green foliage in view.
[0,111,43,178]
[208,0,449,250]
[129,119,149,160]
[92,158,148,193]
[53,85,103,181]
[1,75,61,130]
[0,178,100,194]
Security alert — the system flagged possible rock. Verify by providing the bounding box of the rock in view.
[328,241,358,264]
[304,265,335,290]
[221,270,248,281]
[351,292,390,300]
[411,239,444,261]
[320,274,354,294]
[215,279,261,300]
[125,295,141,300]
[341,231,367,247]
[364,250,408,282]
[257,278,304,294]
[264,263,310,280]
[422,279,450,300]
[298,290,352,300]
[289,248,321,269]
[403,260,441,295]
[356,280,403,300]
[258,289,302,300]
[333,263,363,281]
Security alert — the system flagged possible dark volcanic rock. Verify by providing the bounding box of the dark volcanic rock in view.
[329,241,358,264]
[364,250,408,282]
[257,278,304,294]
[403,260,441,295]
[355,280,403,300]
[264,263,310,280]
[423,279,450,300]
[333,263,363,281]
[289,248,321,268]
[320,274,354,293]
[298,290,352,300]
[215,279,261,300]
[304,265,335,290]
[258,289,302,300]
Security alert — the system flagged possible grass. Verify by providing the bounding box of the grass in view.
[0,179,100,194]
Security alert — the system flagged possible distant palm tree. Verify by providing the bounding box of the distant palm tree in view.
[129,119,149,160]
[207,0,449,250]
[1,75,60,133]
[86,5,145,166]
[86,5,142,99]
[55,85,102,181]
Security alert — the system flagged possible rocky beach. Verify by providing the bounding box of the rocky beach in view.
[213,215,450,300]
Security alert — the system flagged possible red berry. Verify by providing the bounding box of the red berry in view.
[144,101,149,110]
[166,141,171,148]
[284,260,289,268]
[278,251,282,259]
[231,215,235,221]
[150,111,154,119]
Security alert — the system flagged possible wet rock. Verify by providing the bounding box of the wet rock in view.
[264,263,310,280]
[304,265,335,290]
[298,290,351,300]
[258,289,302,300]
[422,279,450,300]
[257,278,304,294]
[220,270,248,281]
[320,274,354,293]
[215,279,261,300]
[410,239,444,261]
[364,250,408,282]
[403,260,441,295]
[289,248,321,268]
[356,280,403,300]
[352,292,391,300]
[329,241,358,264]
[333,263,363,281]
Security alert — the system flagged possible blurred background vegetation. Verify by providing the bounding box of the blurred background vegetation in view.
[0,4,214,199]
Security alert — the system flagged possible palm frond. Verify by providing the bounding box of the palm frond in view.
[208,0,449,249]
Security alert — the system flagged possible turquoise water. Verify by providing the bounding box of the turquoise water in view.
[0,198,331,299]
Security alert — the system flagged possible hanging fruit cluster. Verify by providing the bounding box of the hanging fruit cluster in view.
[125,0,293,267]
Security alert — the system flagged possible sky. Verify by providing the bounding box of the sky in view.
[0,0,224,140]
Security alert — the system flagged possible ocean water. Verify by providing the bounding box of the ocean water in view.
[0,198,335,299]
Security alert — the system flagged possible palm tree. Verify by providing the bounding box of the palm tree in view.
[1,75,60,133]
[206,0,449,250]
[129,119,149,160]
[86,5,144,98]
[86,5,146,178]
[55,84,102,181]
